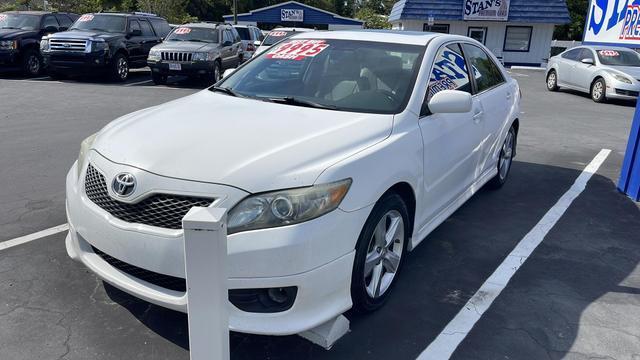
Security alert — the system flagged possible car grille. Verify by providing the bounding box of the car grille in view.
[49,38,87,52]
[84,164,214,230]
[161,52,193,62]
[92,245,187,292]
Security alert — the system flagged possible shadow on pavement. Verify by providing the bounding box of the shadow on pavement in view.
[104,160,640,359]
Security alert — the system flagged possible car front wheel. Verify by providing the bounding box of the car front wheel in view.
[351,192,409,313]
[591,78,607,103]
[22,49,42,77]
[110,53,129,82]
[546,70,558,91]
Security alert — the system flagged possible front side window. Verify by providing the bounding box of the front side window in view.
[504,26,532,52]
[139,20,154,36]
[42,15,59,29]
[462,43,505,93]
[166,27,218,43]
[71,14,127,33]
[596,49,640,66]
[427,43,471,104]
[150,19,171,38]
[55,14,73,28]
[129,20,141,34]
[0,13,40,30]
[579,48,595,62]
[218,39,425,114]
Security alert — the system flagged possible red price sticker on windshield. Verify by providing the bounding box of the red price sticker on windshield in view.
[174,27,191,35]
[599,50,619,56]
[269,31,287,37]
[78,14,94,22]
[0,14,7,21]
[266,40,329,61]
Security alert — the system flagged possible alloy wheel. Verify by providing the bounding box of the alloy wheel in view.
[499,130,514,180]
[117,58,128,80]
[592,81,604,100]
[27,55,40,75]
[364,210,405,299]
[547,72,556,89]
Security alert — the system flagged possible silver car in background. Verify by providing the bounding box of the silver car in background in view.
[546,45,640,102]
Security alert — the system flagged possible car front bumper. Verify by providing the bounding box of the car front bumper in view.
[43,51,109,73]
[65,153,371,335]
[606,78,640,100]
[148,60,214,77]
[0,50,20,68]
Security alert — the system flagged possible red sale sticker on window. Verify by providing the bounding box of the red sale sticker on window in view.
[268,31,288,37]
[599,50,620,57]
[174,27,191,35]
[0,14,7,21]
[78,14,94,22]
[265,40,329,61]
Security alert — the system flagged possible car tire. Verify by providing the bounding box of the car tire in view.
[351,192,410,313]
[591,78,607,103]
[211,61,222,84]
[487,125,517,189]
[110,53,129,82]
[152,73,167,85]
[546,70,559,91]
[22,49,43,77]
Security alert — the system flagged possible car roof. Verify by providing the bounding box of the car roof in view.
[182,22,224,28]
[290,30,442,46]
[3,11,50,15]
[269,27,315,32]
[579,45,635,51]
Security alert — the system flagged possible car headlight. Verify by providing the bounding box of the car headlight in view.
[192,52,214,61]
[611,73,632,84]
[40,38,49,52]
[0,40,17,50]
[227,179,352,234]
[77,133,97,179]
[148,49,161,61]
[91,41,109,53]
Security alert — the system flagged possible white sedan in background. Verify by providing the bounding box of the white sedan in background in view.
[65,31,520,336]
[546,45,640,102]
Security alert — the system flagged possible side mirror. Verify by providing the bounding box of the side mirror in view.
[253,40,261,47]
[43,25,58,33]
[222,68,236,78]
[130,29,142,37]
[581,58,595,65]
[427,90,473,114]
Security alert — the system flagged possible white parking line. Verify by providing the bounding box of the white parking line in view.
[125,79,153,86]
[0,224,69,252]
[417,148,611,360]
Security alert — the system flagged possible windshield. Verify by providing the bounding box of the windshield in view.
[166,26,218,43]
[235,27,251,40]
[262,30,299,46]
[0,13,40,30]
[70,14,126,33]
[597,49,640,66]
[218,39,425,114]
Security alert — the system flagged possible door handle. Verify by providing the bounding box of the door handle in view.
[473,111,484,124]
[506,92,512,100]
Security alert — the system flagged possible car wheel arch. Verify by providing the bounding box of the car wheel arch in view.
[383,182,416,242]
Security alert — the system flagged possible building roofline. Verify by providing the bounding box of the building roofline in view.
[223,0,363,24]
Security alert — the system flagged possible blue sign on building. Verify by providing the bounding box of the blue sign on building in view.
[223,1,363,30]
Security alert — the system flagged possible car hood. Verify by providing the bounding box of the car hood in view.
[48,30,122,41]
[602,65,640,79]
[153,41,214,52]
[0,28,36,39]
[93,91,393,192]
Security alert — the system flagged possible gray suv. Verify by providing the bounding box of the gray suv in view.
[147,22,242,84]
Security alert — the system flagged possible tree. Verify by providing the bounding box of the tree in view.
[554,0,588,40]
[355,7,390,29]
[138,0,191,22]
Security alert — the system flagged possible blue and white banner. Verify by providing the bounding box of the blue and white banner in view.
[463,0,510,21]
[584,0,640,47]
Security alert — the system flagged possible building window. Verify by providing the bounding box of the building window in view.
[503,26,532,52]
[467,27,487,44]
[423,24,449,34]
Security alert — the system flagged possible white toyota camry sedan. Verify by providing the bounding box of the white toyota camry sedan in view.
[65,30,520,336]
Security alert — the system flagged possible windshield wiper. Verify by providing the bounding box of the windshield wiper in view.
[188,39,209,43]
[1,26,20,29]
[267,96,337,110]
[210,86,241,97]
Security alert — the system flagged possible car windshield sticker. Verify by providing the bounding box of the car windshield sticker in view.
[269,31,288,37]
[599,50,620,57]
[265,40,329,61]
[0,14,7,21]
[174,27,191,35]
[78,14,94,22]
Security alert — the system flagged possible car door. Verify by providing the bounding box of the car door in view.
[138,19,160,60]
[419,42,484,220]
[461,43,511,175]
[126,19,144,63]
[571,48,596,91]
[557,48,582,87]
[221,29,235,68]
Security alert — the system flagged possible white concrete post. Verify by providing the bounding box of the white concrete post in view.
[182,207,230,360]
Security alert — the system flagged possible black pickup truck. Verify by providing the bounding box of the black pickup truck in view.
[0,11,78,76]
[41,12,171,81]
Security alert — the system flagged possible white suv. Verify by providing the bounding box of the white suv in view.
[65,31,520,336]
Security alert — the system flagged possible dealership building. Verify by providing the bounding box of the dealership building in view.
[223,1,363,30]
[389,0,570,67]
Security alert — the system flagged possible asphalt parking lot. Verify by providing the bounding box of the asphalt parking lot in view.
[1,68,639,360]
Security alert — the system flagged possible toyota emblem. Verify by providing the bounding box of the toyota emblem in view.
[112,173,136,197]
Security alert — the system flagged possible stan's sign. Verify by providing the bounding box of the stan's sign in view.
[281,9,304,22]
[463,0,510,21]
[584,0,640,47]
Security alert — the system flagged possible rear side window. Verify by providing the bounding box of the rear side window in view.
[150,18,171,37]
[561,48,582,61]
[236,27,250,40]
[139,19,154,36]
[462,43,505,93]
[427,43,471,102]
